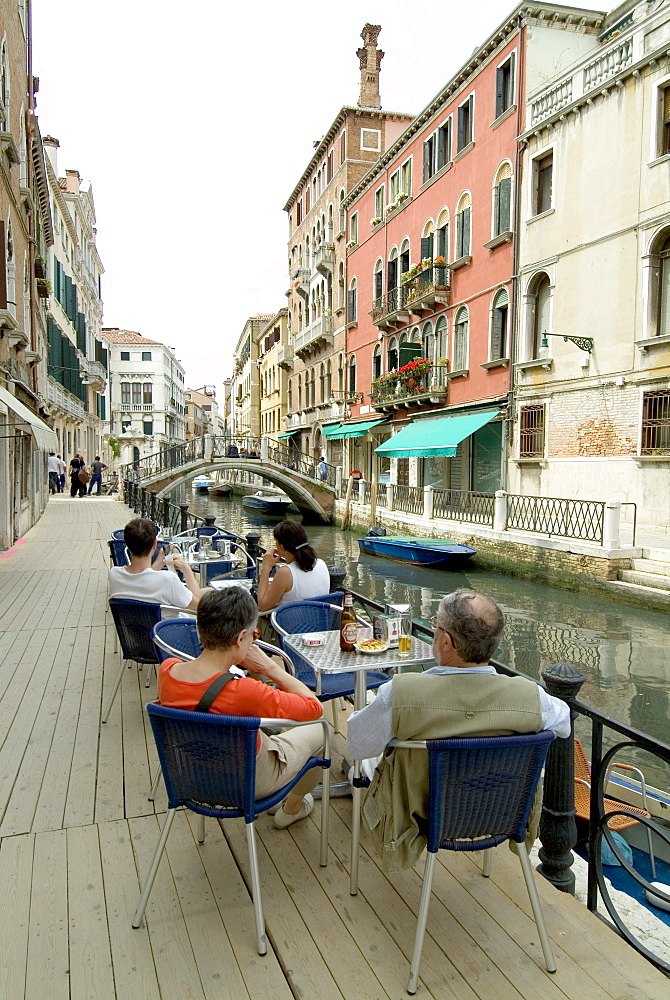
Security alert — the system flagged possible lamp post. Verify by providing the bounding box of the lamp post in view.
[540,331,594,353]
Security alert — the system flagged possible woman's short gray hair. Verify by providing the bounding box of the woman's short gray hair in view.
[197,586,257,650]
[436,589,504,664]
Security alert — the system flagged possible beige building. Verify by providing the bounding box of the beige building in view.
[0,1,58,547]
[184,385,222,439]
[256,308,290,443]
[282,24,413,467]
[512,0,670,535]
[229,314,272,440]
[43,136,107,465]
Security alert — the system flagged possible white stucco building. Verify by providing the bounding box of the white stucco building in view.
[102,329,185,468]
[512,0,670,535]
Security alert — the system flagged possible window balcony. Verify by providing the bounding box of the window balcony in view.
[294,315,333,358]
[370,361,450,412]
[291,268,311,300]
[120,403,154,412]
[47,376,86,420]
[314,240,335,276]
[82,358,107,390]
[402,265,450,314]
[277,343,294,370]
[370,286,412,330]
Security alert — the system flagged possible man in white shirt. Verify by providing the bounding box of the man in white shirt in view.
[56,455,66,492]
[108,518,202,611]
[47,453,60,494]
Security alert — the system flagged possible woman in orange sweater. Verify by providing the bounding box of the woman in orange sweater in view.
[158,585,324,828]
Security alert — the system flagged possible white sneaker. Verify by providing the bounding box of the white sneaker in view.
[273,793,314,829]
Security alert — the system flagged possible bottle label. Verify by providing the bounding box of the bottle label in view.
[342,622,358,643]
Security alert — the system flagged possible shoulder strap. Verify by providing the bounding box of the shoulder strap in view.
[194,671,237,713]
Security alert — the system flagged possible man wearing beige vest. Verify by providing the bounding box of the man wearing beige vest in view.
[347,589,571,872]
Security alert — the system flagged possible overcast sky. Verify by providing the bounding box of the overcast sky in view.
[33,0,525,393]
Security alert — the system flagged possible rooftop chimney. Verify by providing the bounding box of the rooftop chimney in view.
[357,24,383,110]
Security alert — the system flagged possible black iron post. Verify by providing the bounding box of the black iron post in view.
[179,503,190,533]
[149,491,157,520]
[328,565,347,592]
[160,497,170,530]
[204,516,217,527]
[140,488,148,518]
[244,530,264,560]
[537,661,586,894]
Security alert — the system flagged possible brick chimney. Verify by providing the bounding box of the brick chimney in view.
[357,24,383,110]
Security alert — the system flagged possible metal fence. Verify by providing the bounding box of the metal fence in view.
[507,494,605,543]
[122,437,206,483]
[393,484,423,515]
[433,488,494,525]
[265,443,337,488]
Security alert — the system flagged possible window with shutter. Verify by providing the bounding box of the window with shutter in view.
[420,235,433,262]
[437,120,451,169]
[437,225,448,260]
[454,309,469,371]
[658,237,670,337]
[132,383,141,405]
[0,221,6,309]
[491,289,509,360]
[436,316,447,360]
[348,356,356,393]
[374,265,383,301]
[662,86,670,156]
[387,257,397,290]
[457,96,473,152]
[387,338,398,372]
[143,383,153,405]
[495,177,511,235]
[401,158,412,196]
[534,153,553,215]
[423,138,433,182]
[456,207,471,258]
[373,346,382,380]
[533,275,551,355]
[375,186,385,219]
[495,54,515,119]
[347,288,357,323]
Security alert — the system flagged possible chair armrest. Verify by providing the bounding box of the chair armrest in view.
[387,738,428,750]
[258,716,332,758]
[607,762,650,811]
[574,777,591,789]
[159,605,197,617]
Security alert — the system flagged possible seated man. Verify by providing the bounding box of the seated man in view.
[108,517,202,611]
[158,586,324,827]
[347,589,571,872]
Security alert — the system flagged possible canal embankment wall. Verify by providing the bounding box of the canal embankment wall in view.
[333,499,670,608]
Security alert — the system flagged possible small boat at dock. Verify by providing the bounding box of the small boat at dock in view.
[242,491,292,516]
[207,481,233,497]
[358,534,476,567]
[192,474,217,492]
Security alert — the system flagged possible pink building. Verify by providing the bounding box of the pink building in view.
[343,18,522,493]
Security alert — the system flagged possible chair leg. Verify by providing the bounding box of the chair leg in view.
[132,809,177,928]
[196,813,206,844]
[516,841,557,973]
[102,659,128,723]
[482,848,492,877]
[245,821,267,956]
[330,700,339,731]
[320,762,330,868]
[144,662,155,688]
[148,767,162,801]
[408,851,437,994]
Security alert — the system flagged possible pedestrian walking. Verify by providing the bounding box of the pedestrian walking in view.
[56,455,66,492]
[88,456,107,495]
[318,457,328,481]
[47,452,60,493]
[70,454,87,497]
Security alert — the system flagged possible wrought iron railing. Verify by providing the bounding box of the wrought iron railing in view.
[433,488,494,525]
[265,443,337,488]
[121,437,207,482]
[507,494,604,543]
[402,265,450,306]
[393,484,423,515]
[370,286,404,322]
[370,362,449,406]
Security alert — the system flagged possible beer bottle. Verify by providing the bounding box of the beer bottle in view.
[339,593,357,651]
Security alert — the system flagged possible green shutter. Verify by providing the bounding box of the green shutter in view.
[497,178,511,234]
[496,67,505,119]
[398,343,423,366]
[420,236,433,262]
[423,140,432,182]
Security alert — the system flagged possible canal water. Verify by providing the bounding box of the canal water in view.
[168,482,670,783]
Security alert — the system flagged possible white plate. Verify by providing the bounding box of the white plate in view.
[354,640,389,655]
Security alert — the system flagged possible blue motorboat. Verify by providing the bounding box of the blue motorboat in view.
[241,491,292,516]
[358,534,476,567]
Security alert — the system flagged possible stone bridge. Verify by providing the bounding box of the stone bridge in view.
[124,438,338,524]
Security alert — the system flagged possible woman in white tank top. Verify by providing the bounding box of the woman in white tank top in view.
[256,520,331,611]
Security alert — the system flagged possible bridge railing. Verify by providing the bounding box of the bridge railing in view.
[266,442,337,487]
[122,437,207,483]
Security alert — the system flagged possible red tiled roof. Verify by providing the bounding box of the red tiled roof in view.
[102,329,163,346]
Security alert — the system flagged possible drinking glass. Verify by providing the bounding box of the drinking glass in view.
[397,617,412,658]
[200,536,212,559]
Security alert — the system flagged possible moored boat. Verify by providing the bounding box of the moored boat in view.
[358,534,476,566]
[207,481,233,497]
[241,491,292,516]
[192,474,217,492]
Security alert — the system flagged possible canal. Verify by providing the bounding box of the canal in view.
[168,482,670,782]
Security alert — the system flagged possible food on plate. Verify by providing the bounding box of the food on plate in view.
[357,638,386,652]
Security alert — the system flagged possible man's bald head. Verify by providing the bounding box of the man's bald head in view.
[435,589,504,664]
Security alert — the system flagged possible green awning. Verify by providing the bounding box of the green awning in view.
[277,430,298,440]
[321,423,343,439]
[328,419,386,441]
[375,410,500,458]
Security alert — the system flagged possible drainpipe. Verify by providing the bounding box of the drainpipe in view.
[505,15,527,492]
[26,2,39,399]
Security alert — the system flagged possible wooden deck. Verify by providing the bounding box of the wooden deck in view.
[0,496,667,1000]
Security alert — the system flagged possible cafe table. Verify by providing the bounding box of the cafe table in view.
[282,629,435,895]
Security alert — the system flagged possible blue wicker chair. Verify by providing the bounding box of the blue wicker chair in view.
[391,730,556,993]
[108,538,130,567]
[132,703,331,955]
[270,601,389,700]
[104,599,164,723]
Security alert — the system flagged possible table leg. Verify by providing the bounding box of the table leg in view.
[350,670,367,896]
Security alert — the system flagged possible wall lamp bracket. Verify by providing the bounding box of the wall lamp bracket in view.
[540,331,594,354]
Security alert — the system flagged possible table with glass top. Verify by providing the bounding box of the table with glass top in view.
[282,629,435,894]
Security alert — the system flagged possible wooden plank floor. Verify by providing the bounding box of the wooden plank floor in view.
[0,495,667,999]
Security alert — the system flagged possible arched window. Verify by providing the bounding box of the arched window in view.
[373,258,383,304]
[297,374,302,410]
[491,288,509,360]
[319,363,326,403]
[493,162,512,237]
[436,209,449,264]
[421,220,435,263]
[455,192,472,259]
[347,278,357,323]
[435,315,448,361]
[423,321,435,363]
[338,188,346,233]
[373,344,382,380]
[338,261,345,310]
[348,354,356,394]
[388,336,398,372]
[454,307,469,371]
[657,233,670,338]
[0,39,9,131]
[400,238,410,278]
[326,359,332,398]
[532,274,551,357]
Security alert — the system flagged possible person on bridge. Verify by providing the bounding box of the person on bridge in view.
[256,519,330,611]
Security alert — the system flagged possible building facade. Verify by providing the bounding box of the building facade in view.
[43,136,107,466]
[184,385,223,439]
[0,0,58,547]
[103,329,185,469]
[256,308,290,443]
[282,24,413,467]
[513,0,670,534]
[229,314,271,440]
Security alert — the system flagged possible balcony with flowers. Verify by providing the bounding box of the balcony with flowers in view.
[370,358,450,412]
[400,257,450,313]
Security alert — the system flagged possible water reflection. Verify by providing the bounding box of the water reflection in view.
[168,482,670,741]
